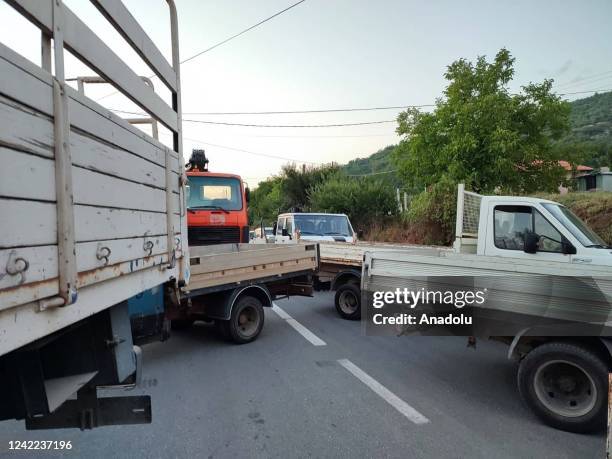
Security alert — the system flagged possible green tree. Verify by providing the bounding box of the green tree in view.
[393,48,571,194]
[280,163,341,210]
[309,175,398,229]
[248,176,283,225]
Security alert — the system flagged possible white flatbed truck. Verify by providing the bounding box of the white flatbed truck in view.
[361,184,612,432]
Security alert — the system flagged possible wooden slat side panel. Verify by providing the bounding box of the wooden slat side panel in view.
[0,23,179,163]
[187,258,318,291]
[0,96,180,196]
[0,246,56,291]
[0,279,58,312]
[66,87,178,160]
[0,200,56,247]
[0,94,53,157]
[0,92,179,177]
[0,237,172,311]
[90,0,176,92]
[190,246,317,275]
[75,205,169,242]
[7,0,178,132]
[0,234,169,290]
[0,152,169,212]
[0,43,53,115]
[71,132,170,190]
[72,168,167,212]
[67,90,178,167]
[0,200,174,248]
[0,148,56,201]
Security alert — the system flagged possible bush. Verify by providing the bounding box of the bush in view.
[404,178,457,245]
[309,175,398,230]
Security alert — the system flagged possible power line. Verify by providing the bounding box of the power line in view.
[555,70,612,90]
[559,88,612,96]
[194,141,323,164]
[170,134,325,164]
[181,0,307,65]
[180,104,435,115]
[106,109,400,136]
[96,0,307,101]
[107,88,612,130]
[182,119,396,128]
[347,169,397,177]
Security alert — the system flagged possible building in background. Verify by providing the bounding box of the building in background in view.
[557,160,593,194]
[575,167,612,192]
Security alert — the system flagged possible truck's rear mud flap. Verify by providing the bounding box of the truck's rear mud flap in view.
[25,390,151,430]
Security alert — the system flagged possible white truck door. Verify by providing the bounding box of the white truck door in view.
[485,204,572,263]
[275,217,293,244]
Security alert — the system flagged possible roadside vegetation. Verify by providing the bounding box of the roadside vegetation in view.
[250,49,612,246]
[532,192,612,245]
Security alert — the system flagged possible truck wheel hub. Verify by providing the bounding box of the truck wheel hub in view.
[533,359,596,417]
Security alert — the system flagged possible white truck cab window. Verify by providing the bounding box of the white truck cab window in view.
[286,217,294,236]
[494,206,531,250]
[494,205,564,253]
[277,217,286,235]
[533,211,563,253]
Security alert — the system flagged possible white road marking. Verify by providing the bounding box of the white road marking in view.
[271,303,292,320]
[337,359,430,425]
[272,303,326,346]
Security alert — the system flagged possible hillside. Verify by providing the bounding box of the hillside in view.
[343,91,612,172]
[342,145,396,176]
[568,91,612,144]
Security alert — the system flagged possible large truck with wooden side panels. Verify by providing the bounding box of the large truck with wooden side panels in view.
[0,0,317,431]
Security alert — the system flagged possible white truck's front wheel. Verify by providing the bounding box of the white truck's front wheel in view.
[517,342,608,433]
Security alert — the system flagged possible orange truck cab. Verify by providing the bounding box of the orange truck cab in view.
[185,149,250,245]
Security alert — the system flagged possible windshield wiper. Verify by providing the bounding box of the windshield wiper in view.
[299,231,323,235]
[585,244,611,249]
[188,205,230,214]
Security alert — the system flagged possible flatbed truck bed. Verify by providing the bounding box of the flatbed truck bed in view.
[131,242,320,345]
[316,241,450,319]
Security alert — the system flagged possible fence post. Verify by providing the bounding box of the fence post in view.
[396,188,402,212]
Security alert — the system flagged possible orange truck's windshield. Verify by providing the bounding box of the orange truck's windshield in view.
[186,176,243,211]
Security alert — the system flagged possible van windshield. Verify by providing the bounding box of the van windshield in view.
[293,215,353,237]
[541,203,608,248]
[186,176,242,211]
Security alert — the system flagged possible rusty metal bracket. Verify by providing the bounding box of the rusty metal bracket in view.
[0,250,29,285]
[143,233,154,257]
[96,244,111,266]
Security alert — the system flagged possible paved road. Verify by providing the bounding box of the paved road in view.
[0,292,605,458]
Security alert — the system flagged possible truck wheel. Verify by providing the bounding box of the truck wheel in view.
[170,319,194,330]
[517,341,608,433]
[222,296,265,344]
[334,283,361,320]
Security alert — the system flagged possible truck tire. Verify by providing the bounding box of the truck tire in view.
[170,319,195,330]
[334,283,361,320]
[220,296,265,344]
[517,341,608,433]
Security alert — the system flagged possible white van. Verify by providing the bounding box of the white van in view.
[274,213,356,243]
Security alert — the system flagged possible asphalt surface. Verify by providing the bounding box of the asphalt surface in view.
[0,292,605,458]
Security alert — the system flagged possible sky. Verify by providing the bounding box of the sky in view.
[1,0,612,188]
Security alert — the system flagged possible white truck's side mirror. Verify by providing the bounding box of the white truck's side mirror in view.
[524,232,539,254]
